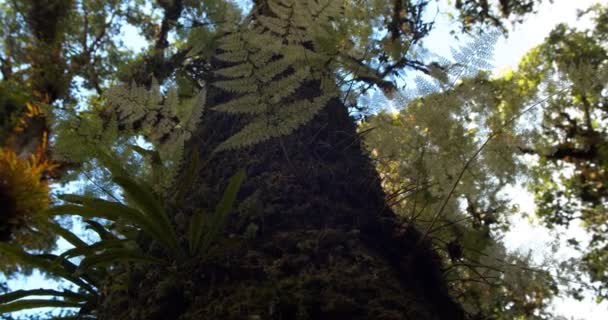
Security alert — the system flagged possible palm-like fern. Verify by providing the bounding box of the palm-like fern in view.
[0,221,104,317]
[0,153,245,318]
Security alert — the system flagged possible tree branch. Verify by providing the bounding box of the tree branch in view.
[341,53,431,95]
[0,55,11,80]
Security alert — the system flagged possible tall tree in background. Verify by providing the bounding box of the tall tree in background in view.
[0,1,549,319]
[363,4,608,316]
[516,5,608,301]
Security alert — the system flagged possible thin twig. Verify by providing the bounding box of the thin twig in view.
[82,170,121,203]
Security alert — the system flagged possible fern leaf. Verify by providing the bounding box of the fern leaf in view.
[212,94,266,114]
[214,63,254,78]
[258,15,288,35]
[213,78,258,94]
[214,121,273,151]
[265,67,310,103]
[215,50,249,63]
[211,0,343,151]
[255,58,292,83]
[272,94,332,135]
[268,0,292,19]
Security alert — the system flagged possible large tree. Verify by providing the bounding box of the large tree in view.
[0,1,544,319]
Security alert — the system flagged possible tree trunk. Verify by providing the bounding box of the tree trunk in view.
[98,85,464,319]
[99,3,464,318]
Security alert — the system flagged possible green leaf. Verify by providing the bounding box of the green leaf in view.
[187,209,206,255]
[112,175,179,252]
[56,239,132,261]
[0,289,91,305]
[84,220,117,241]
[48,198,168,251]
[174,149,201,203]
[0,244,95,294]
[0,299,83,313]
[45,221,88,249]
[198,169,246,255]
[77,248,165,275]
[215,169,246,218]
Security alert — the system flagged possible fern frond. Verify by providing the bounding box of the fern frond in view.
[215,50,250,63]
[255,58,292,83]
[213,78,259,94]
[266,67,310,103]
[272,94,332,135]
[212,95,266,115]
[258,15,289,35]
[214,63,254,78]
[91,81,205,191]
[268,0,292,19]
[211,0,343,151]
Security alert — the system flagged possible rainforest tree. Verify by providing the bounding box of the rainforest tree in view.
[0,0,581,319]
[362,4,608,316]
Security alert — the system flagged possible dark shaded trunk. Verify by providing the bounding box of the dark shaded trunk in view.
[103,80,465,319]
[98,1,464,317]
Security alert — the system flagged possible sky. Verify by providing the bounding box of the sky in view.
[448,0,606,318]
[5,0,608,319]
[401,1,607,318]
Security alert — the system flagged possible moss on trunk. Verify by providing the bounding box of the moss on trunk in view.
[97,83,464,319]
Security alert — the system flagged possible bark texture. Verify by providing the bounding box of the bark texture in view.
[98,81,465,319]
[99,2,464,317]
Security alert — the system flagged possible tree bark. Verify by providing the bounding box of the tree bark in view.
[98,82,465,319]
[99,2,464,318]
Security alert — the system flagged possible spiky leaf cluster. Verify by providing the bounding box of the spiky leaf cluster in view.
[211,0,342,151]
[0,148,57,249]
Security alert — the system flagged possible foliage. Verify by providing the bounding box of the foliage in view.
[53,80,206,193]
[209,0,341,151]
[7,0,600,319]
[361,4,608,316]
[516,5,608,300]
[0,148,56,243]
[450,0,542,32]
[0,0,540,245]
[0,155,245,318]
[361,70,557,319]
[0,221,104,319]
